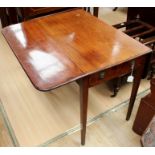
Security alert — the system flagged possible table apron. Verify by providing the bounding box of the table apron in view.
[88,55,146,87]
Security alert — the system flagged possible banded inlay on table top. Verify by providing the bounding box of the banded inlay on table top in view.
[2,9,151,91]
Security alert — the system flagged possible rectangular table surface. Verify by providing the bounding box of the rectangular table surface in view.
[2,9,151,91]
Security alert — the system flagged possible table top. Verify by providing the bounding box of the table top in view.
[2,9,151,91]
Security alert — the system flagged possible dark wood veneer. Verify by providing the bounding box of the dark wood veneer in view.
[133,78,155,135]
[2,9,151,145]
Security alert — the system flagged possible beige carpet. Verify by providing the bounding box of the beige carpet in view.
[48,95,146,147]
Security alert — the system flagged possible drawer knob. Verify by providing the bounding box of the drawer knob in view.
[99,72,105,79]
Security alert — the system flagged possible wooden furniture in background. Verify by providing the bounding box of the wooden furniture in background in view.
[133,78,155,135]
[17,7,77,21]
[141,114,155,147]
[112,7,155,97]
[127,8,155,79]
[93,7,99,17]
[18,7,99,21]
[2,9,151,145]
[113,20,155,76]
[0,8,9,27]
[0,7,99,28]
[0,8,19,27]
[127,7,155,27]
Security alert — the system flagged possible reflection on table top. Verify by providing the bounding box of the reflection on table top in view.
[2,9,151,91]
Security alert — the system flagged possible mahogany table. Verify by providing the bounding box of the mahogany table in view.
[2,9,151,145]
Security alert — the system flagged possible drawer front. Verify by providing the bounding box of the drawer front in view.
[88,56,145,87]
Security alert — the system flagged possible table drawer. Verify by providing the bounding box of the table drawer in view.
[88,56,145,87]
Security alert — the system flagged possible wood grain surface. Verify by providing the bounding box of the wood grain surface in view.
[2,9,151,91]
[0,7,150,146]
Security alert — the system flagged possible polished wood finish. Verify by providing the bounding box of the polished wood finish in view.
[18,7,77,21]
[126,8,155,79]
[79,77,89,145]
[2,9,150,91]
[0,7,99,28]
[2,9,151,145]
[79,55,148,144]
[0,7,79,27]
[88,57,145,87]
[126,56,146,120]
[113,20,155,118]
[49,95,142,147]
[113,19,155,95]
[133,78,155,135]
[21,7,63,18]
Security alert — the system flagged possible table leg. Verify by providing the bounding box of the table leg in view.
[80,77,89,145]
[126,63,145,120]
